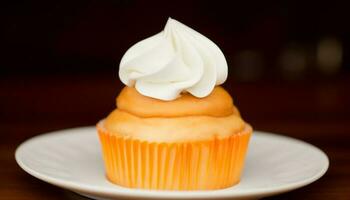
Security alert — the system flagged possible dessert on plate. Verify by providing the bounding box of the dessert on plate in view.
[97,17,252,190]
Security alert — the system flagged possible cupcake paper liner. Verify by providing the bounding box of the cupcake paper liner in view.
[97,123,251,190]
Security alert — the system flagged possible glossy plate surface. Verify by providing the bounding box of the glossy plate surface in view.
[15,127,329,199]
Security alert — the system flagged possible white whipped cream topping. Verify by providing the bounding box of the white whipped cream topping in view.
[119,18,228,101]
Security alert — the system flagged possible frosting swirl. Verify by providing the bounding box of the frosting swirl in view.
[119,18,228,101]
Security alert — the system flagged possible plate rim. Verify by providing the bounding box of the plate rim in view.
[15,126,329,199]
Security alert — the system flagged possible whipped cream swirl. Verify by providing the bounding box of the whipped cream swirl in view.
[119,18,228,101]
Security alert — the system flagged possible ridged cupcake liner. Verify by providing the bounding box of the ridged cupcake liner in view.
[97,122,252,190]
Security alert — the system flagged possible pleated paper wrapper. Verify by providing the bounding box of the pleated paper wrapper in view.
[97,124,251,190]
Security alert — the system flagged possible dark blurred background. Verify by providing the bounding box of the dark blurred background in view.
[1,0,350,199]
[2,0,350,78]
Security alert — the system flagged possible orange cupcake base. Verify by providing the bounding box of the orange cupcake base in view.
[97,123,252,190]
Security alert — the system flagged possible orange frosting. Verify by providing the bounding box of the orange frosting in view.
[117,86,239,117]
[103,86,247,142]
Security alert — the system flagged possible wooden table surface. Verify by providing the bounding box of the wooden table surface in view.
[1,74,349,200]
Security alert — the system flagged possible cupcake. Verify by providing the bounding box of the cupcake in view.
[97,18,252,190]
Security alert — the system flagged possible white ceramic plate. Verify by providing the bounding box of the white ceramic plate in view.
[15,127,328,200]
